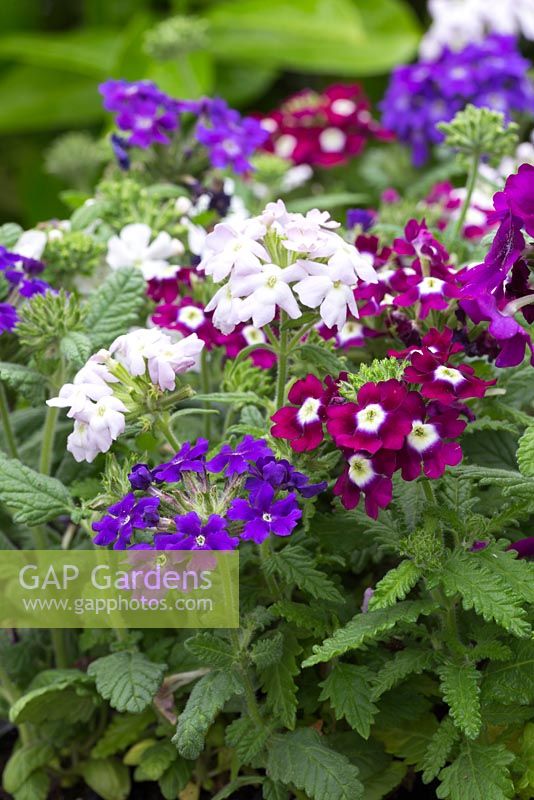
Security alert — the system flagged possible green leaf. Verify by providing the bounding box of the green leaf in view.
[10,678,97,725]
[483,640,534,705]
[303,600,437,667]
[206,0,419,75]
[375,714,439,767]
[421,716,460,785]
[88,651,166,713]
[271,600,330,637]
[440,550,530,638]
[60,331,93,370]
[368,560,422,610]
[0,453,73,525]
[0,222,23,247]
[437,742,515,800]
[3,742,54,795]
[288,193,369,213]
[259,630,302,730]
[225,716,272,763]
[264,544,344,603]
[134,740,177,781]
[158,758,191,800]
[84,267,146,350]
[212,777,265,800]
[250,631,284,670]
[185,633,235,669]
[0,362,45,404]
[91,709,155,759]
[263,778,290,800]
[372,648,433,700]
[70,198,110,232]
[266,728,363,800]
[81,758,131,800]
[476,545,534,605]
[193,391,263,406]
[517,424,534,476]
[295,343,345,376]
[438,662,481,740]
[11,770,50,800]
[172,670,240,759]
[319,664,377,738]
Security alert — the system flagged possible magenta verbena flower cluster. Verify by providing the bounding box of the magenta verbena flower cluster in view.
[92,436,325,550]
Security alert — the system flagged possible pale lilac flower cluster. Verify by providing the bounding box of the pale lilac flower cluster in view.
[48,329,203,462]
[201,200,378,333]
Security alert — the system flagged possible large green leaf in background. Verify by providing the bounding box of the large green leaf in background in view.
[206,0,420,75]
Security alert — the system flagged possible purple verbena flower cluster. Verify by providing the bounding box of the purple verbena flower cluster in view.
[0,245,51,333]
[99,79,268,174]
[92,435,325,550]
[381,35,534,165]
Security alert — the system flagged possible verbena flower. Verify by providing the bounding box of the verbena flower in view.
[381,35,534,165]
[158,512,238,550]
[195,98,268,173]
[227,485,302,544]
[333,452,394,519]
[106,223,184,281]
[92,493,160,548]
[271,374,327,452]
[0,303,18,333]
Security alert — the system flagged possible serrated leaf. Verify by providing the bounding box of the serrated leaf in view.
[91,709,155,758]
[517,424,534,477]
[250,631,284,670]
[483,639,534,705]
[303,600,437,667]
[438,662,481,740]
[368,560,421,610]
[421,716,460,784]
[158,758,191,800]
[264,544,344,603]
[0,453,73,525]
[60,331,93,370]
[319,664,377,738]
[372,648,433,700]
[437,742,514,800]
[225,716,272,763]
[172,670,240,759]
[84,267,146,350]
[88,651,166,713]
[271,600,330,637]
[81,758,131,800]
[134,740,177,781]
[295,343,345,375]
[9,678,97,725]
[263,778,290,800]
[259,630,301,730]
[476,544,534,605]
[185,633,235,669]
[441,550,530,638]
[193,391,262,406]
[375,714,439,767]
[3,742,53,794]
[0,362,44,404]
[267,728,363,800]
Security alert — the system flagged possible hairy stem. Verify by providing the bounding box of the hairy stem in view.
[159,417,181,453]
[275,313,288,409]
[0,382,18,459]
[449,149,481,244]
[200,348,212,440]
[39,405,60,476]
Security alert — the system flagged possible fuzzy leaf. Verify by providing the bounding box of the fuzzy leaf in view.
[372,648,433,699]
[9,678,97,725]
[476,544,534,605]
[271,600,330,637]
[438,662,481,739]
[88,651,166,713]
[483,639,534,705]
[172,670,240,759]
[134,740,177,781]
[0,362,44,404]
[319,663,377,738]
[158,758,191,800]
[225,716,272,763]
[81,758,131,800]
[440,550,530,638]
[3,742,53,794]
[91,709,155,758]
[368,560,422,610]
[517,424,534,477]
[185,633,235,669]
[436,742,514,800]
[267,728,363,800]
[60,331,93,370]
[302,600,437,667]
[296,343,345,374]
[0,453,73,525]
[259,630,301,730]
[264,544,344,603]
[263,778,290,800]
[250,631,284,670]
[421,716,460,784]
[84,267,146,349]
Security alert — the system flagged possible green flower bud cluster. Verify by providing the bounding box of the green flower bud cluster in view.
[143,15,210,59]
[339,357,407,400]
[438,104,519,167]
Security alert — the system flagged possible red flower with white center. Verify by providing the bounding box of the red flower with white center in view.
[393,274,461,319]
[403,349,495,404]
[398,409,466,481]
[326,379,421,454]
[391,327,464,362]
[333,451,394,518]
[271,374,326,452]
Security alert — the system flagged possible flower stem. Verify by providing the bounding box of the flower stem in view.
[275,313,288,409]
[229,629,264,726]
[421,477,435,505]
[259,537,281,597]
[159,417,181,453]
[449,149,481,245]
[0,382,18,459]
[200,349,212,440]
[51,628,69,669]
[0,663,30,745]
[39,405,59,476]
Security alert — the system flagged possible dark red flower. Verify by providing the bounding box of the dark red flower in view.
[271,374,326,452]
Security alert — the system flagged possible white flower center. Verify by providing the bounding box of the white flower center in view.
[338,321,363,345]
[195,534,206,547]
[242,325,266,345]
[419,276,445,296]
[319,127,347,153]
[178,306,205,330]
[407,422,439,453]
[434,365,464,386]
[348,455,374,488]
[136,116,153,130]
[261,117,278,133]
[262,513,272,522]
[297,397,322,425]
[275,134,297,159]
[330,98,356,116]
[223,139,240,156]
[356,403,386,433]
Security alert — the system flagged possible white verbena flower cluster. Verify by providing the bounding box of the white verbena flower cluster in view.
[420,0,534,60]
[47,328,203,462]
[200,200,377,333]
[106,223,184,280]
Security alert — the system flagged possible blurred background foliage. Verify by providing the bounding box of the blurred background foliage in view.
[0,0,423,226]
